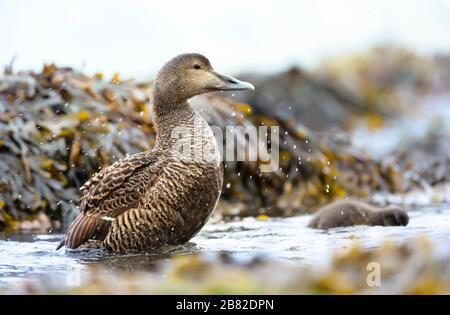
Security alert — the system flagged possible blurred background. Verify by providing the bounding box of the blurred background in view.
[2,0,450,77]
[1,0,450,294]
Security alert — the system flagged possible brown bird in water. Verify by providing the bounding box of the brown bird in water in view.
[57,53,255,253]
[308,200,409,229]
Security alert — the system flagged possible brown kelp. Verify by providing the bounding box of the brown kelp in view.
[235,45,450,132]
[0,63,416,231]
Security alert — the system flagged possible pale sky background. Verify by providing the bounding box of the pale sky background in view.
[1,0,450,79]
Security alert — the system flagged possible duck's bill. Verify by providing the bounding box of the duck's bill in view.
[213,72,255,91]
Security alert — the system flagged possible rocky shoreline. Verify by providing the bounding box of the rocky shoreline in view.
[0,46,449,231]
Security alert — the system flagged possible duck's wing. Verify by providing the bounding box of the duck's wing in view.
[57,151,163,250]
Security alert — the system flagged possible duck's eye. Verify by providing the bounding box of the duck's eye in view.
[193,64,201,70]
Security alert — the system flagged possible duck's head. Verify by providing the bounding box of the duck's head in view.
[153,53,254,102]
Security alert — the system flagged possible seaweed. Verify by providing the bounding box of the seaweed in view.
[0,62,429,231]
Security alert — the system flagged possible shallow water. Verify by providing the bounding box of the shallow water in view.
[1,205,450,292]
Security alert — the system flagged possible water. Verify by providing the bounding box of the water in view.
[1,205,449,292]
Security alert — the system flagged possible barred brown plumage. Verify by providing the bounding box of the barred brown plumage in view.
[56,53,254,253]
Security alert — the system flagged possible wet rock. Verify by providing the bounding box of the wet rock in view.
[231,67,368,131]
[398,130,450,187]
[16,213,51,232]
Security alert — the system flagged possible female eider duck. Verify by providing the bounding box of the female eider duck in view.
[57,53,254,253]
[308,200,409,230]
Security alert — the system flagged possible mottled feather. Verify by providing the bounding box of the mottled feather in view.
[79,151,159,212]
[58,150,163,249]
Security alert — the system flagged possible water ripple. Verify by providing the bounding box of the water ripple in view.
[1,205,449,290]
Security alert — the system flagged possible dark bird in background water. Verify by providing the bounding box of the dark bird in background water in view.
[308,200,409,229]
[57,53,255,253]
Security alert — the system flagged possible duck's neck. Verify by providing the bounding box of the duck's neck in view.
[152,91,197,151]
